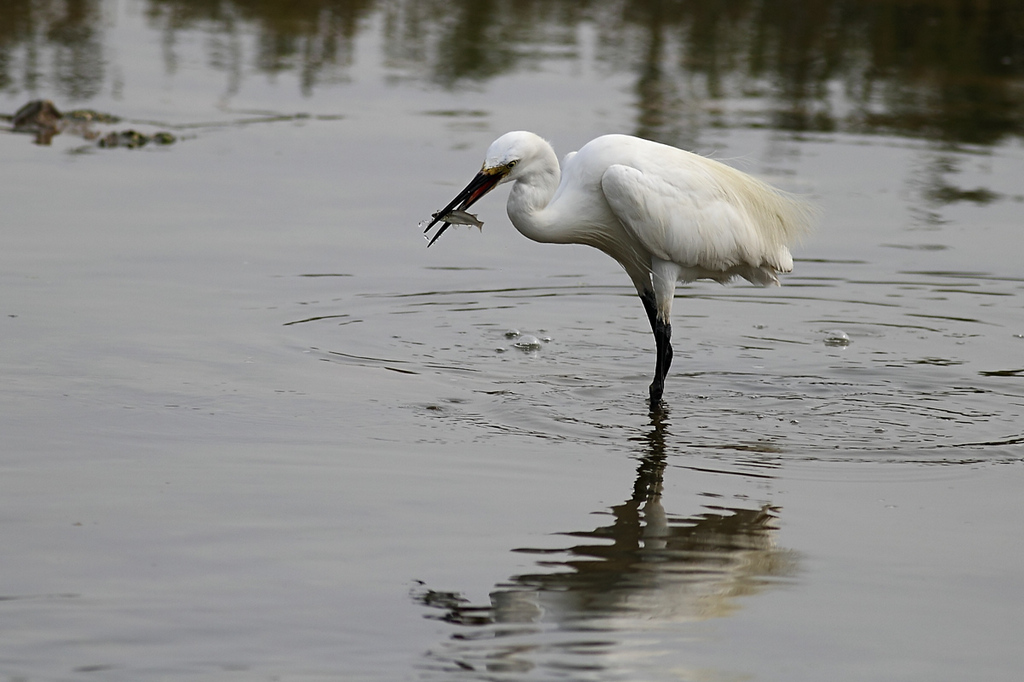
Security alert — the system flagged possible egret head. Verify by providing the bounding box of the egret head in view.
[424,131,550,246]
[482,131,549,179]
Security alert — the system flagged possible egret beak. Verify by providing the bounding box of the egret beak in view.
[424,168,505,247]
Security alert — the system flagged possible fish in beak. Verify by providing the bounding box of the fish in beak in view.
[423,166,507,247]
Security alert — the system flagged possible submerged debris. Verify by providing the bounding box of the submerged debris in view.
[64,109,122,125]
[97,129,176,149]
[4,99,176,148]
[10,100,63,144]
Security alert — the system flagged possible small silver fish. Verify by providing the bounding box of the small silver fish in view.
[431,209,484,228]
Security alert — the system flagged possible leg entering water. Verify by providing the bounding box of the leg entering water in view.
[640,290,672,405]
[649,318,672,404]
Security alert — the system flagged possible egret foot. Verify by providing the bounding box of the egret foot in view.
[649,378,665,405]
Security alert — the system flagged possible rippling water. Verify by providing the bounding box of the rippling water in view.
[2,1,1023,680]
[303,265,1023,455]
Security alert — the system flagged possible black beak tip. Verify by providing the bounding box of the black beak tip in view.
[424,169,501,248]
[425,222,451,247]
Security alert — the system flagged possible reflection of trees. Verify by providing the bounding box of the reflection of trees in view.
[2,0,1022,144]
[145,0,375,95]
[0,0,104,99]
[595,0,1024,144]
[383,1,583,88]
[413,407,798,678]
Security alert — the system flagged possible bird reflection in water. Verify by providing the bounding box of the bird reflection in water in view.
[414,408,799,678]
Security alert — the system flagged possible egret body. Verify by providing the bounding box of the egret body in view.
[424,131,814,404]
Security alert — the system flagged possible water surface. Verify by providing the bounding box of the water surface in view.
[2,1,1023,680]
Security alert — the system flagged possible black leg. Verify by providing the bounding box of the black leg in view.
[640,290,673,404]
[639,289,658,333]
[649,318,672,404]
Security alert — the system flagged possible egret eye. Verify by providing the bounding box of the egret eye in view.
[507,160,518,169]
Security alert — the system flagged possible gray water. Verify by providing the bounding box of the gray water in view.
[2,1,1023,680]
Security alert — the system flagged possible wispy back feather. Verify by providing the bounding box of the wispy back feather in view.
[697,156,817,249]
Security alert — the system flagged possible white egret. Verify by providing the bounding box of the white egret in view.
[423,131,814,404]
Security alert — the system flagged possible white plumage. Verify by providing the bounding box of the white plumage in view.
[424,131,815,404]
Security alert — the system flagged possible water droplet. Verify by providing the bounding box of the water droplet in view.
[823,330,851,347]
[504,329,520,338]
[513,334,542,350]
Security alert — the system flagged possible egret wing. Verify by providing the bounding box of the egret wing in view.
[601,160,800,283]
